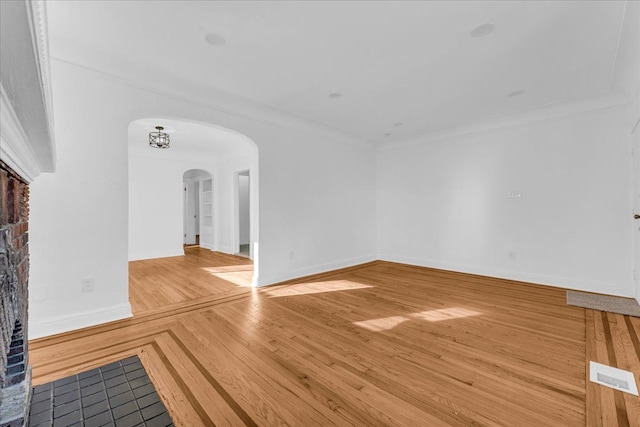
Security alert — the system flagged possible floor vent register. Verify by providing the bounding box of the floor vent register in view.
[590,361,639,396]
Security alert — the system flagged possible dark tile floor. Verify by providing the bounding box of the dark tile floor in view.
[28,356,173,427]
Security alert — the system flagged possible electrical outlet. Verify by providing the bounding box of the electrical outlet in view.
[508,251,517,260]
[507,191,522,199]
[82,277,95,292]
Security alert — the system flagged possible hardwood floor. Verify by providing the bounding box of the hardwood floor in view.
[586,309,640,426]
[128,247,253,314]
[30,251,608,426]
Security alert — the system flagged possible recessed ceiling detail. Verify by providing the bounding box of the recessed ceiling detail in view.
[508,90,525,97]
[470,22,495,38]
[204,33,226,46]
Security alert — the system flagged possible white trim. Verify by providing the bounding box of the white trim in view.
[0,0,55,180]
[378,254,633,298]
[52,57,372,150]
[0,87,41,182]
[231,169,252,255]
[215,244,235,254]
[29,303,132,339]
[257,254,377,287]
[377,92,632,152]
[128,250,184,261]
[199,242,215,251]
[27,0,56,168]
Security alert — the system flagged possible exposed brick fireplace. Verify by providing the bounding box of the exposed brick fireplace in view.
[0,161,31,427]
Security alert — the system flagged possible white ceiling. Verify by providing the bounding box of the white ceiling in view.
[47,1,636,145]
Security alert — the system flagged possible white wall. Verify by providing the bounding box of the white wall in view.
[29,59,377,337]
[28,67,132,338]
[129,151,254,260]
[632,96,640,304]
[212,158,254,255]
[378,106,636,297]
[128,154,219,260]
[238,174,250,246]
[257,129,378,284]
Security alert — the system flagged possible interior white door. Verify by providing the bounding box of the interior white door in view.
[632,117,640,303]
[183,184,187,244]
[184,182,197,245]
[238,172,250,253]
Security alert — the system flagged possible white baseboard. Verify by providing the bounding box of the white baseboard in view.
[128,250,184,261]
[257,254,377,287]
[216,244,234,254]
[200,242,215,251]
[29,303,133,339]
[378,254,633,298]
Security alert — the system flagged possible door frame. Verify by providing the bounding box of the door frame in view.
[232,169,252,258]
[182,180,198,245]
[632,114,640,304]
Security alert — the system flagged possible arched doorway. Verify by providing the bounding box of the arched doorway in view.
[127,117,259,313]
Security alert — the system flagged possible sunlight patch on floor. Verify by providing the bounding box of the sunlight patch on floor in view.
[353,316,409,332]
[265,280,373,298]
[201,264,253,273]
[412,308,482,322]
[206,271,254,287]
[201,264,254,287]
[353,307,482,332]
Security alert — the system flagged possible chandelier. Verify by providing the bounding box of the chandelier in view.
[149,126,170,149]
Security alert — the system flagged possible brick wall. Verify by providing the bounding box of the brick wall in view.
[0,160,31,426]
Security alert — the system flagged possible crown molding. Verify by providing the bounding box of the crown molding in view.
[377,91,634,152]
[0,0,56,181]
[51,56,375,152]
[27,0,56,168]
[0,86,41,182]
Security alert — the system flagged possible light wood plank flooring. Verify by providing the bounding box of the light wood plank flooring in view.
[29,252,608,426]
[586,309,640,427]
[129,247,253,314]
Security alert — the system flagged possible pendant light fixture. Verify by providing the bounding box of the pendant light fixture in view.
[149,126,170,149]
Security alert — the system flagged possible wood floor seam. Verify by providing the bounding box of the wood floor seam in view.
[150,339,216,427]
[166,329,259,427]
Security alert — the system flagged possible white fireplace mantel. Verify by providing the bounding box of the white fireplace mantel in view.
[0,0,55,182]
